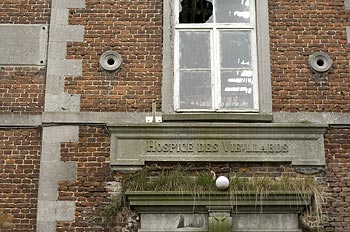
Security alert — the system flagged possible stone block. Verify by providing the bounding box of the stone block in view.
[232,213,299,231]
[47,59,82,76]
[346,0,350,10]
[36,222,56,232]
[47,42,67,61]
[42,126,79,143]
[50,25,84,42]
[44,94,81,112]
[45,75,65,94]
[52,0,86,9]
[347,26,350,43]
[37,200,75,221]
[50,9,69,25]
[140,214,208,231]
[39,161,77,183]
[37,183,58,201]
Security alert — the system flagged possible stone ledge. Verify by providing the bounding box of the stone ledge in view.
[0,114,42,127]
[162,113,273,122]
[126,191,311,213]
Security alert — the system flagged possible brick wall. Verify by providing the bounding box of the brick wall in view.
[1,0,350,231]
[0,67,45,114]
[57,126,113,231]
[65,0,163,112]
[62,0,350,113]
[324,128,350,231]
[269,0,350,112]
[0,128,41,231]
[0,0,50,24]
[0,0,49,115]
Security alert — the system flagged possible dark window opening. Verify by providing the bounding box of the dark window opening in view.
[179,0,213,23]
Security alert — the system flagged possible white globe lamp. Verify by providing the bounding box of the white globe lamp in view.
[215,176,230,190]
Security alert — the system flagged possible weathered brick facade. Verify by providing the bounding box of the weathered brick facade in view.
[1,0,350,231]
[0,129,41,231]
[324,128,350,231]
[0,0,50,24]
[57,126,112,231]
[66,0,163,112]
[0,67,45,114]
[270,0,350,113]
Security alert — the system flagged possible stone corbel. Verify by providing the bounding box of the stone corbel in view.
[207,208,232,232]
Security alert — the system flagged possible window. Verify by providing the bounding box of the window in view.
[174,0,258,111]
[162,0,271,114]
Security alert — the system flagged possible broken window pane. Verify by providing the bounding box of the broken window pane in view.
[221,70,254,109]
[179,0,213,23]
[216,0,250,23]
[175,0,258,111]
[180,71,212,109]
[220,31,251,69]
[179,31,211,69]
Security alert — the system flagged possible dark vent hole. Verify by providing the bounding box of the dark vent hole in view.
[107,58,115,65]
[317,59,324,67]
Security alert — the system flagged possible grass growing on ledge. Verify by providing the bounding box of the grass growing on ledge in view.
[123,166,322,196]
[122,166,217,193]
[122,166,324,227]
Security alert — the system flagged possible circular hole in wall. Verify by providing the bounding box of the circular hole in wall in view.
[308,52,333,73]
[99,51,123,71]
[107,58,115,66]
[316,59,324,67]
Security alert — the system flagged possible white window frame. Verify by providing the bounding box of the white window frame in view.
[174,0,258,112]
[162,0,272,114]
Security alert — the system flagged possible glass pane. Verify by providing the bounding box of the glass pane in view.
[216,0,250,23]
[179,31,211,69]
[220,70,254,109]
[179,71,212,109]
[179,0,213,23]
[220,31,251,69]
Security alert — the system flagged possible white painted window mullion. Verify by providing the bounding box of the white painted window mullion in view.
[174,29,180,110]
[214,27,221,110]
[251,0,259,111]
[211,0,219,110]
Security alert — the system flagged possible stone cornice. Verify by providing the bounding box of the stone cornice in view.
[126,191,312,213]
[2,112,350,126]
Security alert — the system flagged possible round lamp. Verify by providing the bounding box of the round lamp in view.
[215,176,229,190]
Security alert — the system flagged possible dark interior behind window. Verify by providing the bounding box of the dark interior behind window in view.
[179,0,213,23]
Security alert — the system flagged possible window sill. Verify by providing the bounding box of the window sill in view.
[162,113,273,123]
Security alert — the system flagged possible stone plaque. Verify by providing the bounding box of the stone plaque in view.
[0,24,48,65]
[108,123,327,171]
